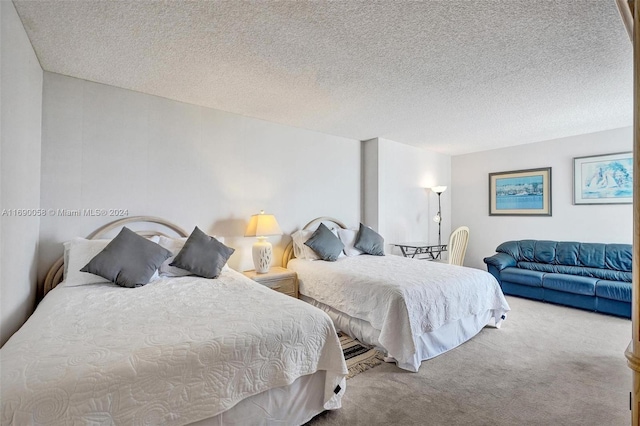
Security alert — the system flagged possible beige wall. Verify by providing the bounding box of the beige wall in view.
[0,1,43,346]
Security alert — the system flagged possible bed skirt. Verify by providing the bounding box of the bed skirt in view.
[301,295,504,372]
[188,370,331,425]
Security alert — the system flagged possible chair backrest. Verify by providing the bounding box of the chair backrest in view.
[448,226,470,266]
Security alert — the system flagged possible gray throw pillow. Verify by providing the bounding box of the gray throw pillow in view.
[304,223,345,261]
[170,226,235,279]
[354,223,385,256]
[81,227,172,288]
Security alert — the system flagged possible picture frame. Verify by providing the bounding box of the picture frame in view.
[489,167,552,216]
[573,152,633,205]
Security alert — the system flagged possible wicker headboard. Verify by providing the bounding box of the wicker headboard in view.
[43,216,189,296]
[282,216,347,267]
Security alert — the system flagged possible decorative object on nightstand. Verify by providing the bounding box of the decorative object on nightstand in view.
[243,267,298,298]
[431,186,447,247]
[245,210,283,273]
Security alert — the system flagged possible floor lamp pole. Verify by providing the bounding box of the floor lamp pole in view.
[437,192,442,247]
[430,185,447,260]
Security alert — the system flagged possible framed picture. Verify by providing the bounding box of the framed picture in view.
[573,152,633,205]
[489,167,552,216]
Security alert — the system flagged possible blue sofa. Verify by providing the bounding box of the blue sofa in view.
[484,240,632,318]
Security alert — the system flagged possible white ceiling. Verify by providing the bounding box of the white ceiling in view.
[13,0,633,155]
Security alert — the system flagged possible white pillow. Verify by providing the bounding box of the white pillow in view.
[337,228,364,257]
[292,227,345,260]
[62,238,113,287]
[158,235,229,277]
[63,236,161,286]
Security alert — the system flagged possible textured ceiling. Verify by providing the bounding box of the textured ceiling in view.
[13,0,633,155]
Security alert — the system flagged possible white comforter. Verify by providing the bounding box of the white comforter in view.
[288,255,510,369]
[1,270,347,425]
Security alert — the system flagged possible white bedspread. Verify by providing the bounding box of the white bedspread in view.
[288,255,510,369]
[1,270,347,425]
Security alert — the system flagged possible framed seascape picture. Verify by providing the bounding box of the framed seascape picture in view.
[573,152,633,205]
[489,167,552,216]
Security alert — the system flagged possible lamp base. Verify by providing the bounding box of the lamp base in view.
[252,237,272,273]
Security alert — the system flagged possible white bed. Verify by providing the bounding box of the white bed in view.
[1,217,347,426]
[284,218,511,373]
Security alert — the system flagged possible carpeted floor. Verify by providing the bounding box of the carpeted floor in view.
[309,296,631,426]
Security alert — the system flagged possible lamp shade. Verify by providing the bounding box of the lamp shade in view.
[431,186,447,194]
[244,211,283,237]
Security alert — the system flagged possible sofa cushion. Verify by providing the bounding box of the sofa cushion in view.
[501,267,545,287]
[519,240,536,262]
[533,240,556,263]
[596,280,632,302]
[605,244,632,272]
[577,243,606,268]
[556,242,580,266]
[542,273,597,296]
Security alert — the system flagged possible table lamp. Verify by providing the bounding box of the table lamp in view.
[245,210,283,273]
[431,186,447,246]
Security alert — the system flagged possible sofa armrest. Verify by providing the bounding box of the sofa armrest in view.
[483,253,516,271]
[484,253,516,285]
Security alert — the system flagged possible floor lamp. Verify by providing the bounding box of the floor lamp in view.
[431,186,447,247]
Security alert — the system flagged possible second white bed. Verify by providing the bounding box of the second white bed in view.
[288,255,511,372]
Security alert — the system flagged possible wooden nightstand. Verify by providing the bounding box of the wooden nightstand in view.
[243,266,299,298]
